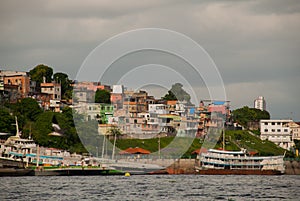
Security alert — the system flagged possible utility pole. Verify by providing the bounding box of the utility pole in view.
[158,135,161,159]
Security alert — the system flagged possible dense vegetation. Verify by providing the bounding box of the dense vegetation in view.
[232,106,270,128]
[95,89,110,104]
[1,99,87,153]
[53,72,73,100]
[162,83,191,104]
[29,64,53,85]
[29,64,73,100]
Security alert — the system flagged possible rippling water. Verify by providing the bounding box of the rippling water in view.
[1,175,299,201]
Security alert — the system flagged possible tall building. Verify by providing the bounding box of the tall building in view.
[254,96,266,111]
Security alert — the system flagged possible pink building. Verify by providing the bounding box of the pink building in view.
[74,81,111,92]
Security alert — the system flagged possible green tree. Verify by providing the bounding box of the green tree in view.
[106,125,122,139]
[29,64,53,85]
[16,98,42,121]
[32,110,86,152]
[0,109,15,134]
[53,72,72,100]
[162,83,191,103]
[95,89,110,103]
[162,90,177,101]
[232,106,270,128]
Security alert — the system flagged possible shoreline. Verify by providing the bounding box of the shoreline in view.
[2,159,300,176]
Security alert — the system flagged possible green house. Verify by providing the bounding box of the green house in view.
[99,103,114,124]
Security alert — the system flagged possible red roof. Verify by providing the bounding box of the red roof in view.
[119,147,151,154]
[192,148,208,155]
[249,151,258,156]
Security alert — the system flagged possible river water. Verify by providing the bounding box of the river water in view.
[1,175,299,201]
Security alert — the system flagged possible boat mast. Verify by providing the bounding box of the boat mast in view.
[222,129,225,150]
[112,132,117,160]
[15,116,20,137]
[101,135,106,158]
[222,118,225,150]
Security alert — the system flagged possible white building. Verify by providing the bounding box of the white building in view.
[148,104,168,115]
[112,85,124,94]
[254,96,266,111]
[260,119,294,150]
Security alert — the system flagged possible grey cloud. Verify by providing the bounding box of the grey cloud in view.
[0,0,299,120]
[247,0,300,15]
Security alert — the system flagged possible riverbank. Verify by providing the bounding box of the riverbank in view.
[284,161,300,175]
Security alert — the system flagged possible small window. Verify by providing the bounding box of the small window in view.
[277,129,281,132]
[272,122,275,125]
[264,129,268,132]
[272,129,275,132]
[284,129,288,132]
[264,122,268,125]
[277,122,281,125]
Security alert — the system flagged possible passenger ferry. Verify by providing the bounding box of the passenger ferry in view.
[195,148,285,175]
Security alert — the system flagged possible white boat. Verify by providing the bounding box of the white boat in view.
[195,148,285,175]
[0,117,37,167]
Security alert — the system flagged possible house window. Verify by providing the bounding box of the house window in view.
[277,129,281,132]
[284,129,288,132]
[272,129,275,132]
[264,129,268,132]
[277,122,281,125]
[272,122,275,125]
[264,122,268,125]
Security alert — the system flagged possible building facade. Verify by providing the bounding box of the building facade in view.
[254,96,266,111]
[289,122,300,141]
[40,82,61,100]
[260,119,293,150]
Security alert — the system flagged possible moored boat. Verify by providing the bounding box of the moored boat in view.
[0,168,33,176]
[195,148,285,175]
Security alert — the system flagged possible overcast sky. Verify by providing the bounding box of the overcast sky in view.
[0,0,299,120]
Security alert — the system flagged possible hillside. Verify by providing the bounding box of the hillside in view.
[113,130,290,158]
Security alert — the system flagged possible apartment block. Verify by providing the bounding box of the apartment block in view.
[260,119,294,150]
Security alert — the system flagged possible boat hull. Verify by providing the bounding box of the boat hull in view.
[0,168,34,176]
[195,168,283,175]
[32,168,123,176]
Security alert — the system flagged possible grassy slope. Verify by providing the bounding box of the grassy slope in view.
[225,130,287,156]
[113,130,289,158]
